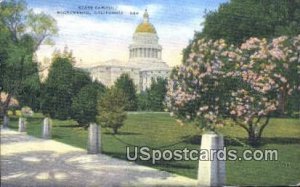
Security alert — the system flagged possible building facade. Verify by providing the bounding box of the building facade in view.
[87,10,170,91]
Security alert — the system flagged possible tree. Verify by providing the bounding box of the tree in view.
[41,56,74,119]
[41,50,92,119]
[166,39,232,131]
[15,59,41,111]
[183,0,300,62]
[227,36,300,145]
[137,78,167,111]
[183,0,300,116]
[147,78,168,111]
[71,82,106,127]
[97,87,127,134]
[167,36,300,146]
[202,0,300,45]
[137,91,150,111]
[0,0,58,122]
[114,73,138,111]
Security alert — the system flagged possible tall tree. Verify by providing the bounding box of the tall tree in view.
[41,56,74,119]
[202,0,300,45]
[147,78,168,111]
[71,81,106,127]
[41,51,92,120]
[114,73,138,111]
[183,0,300,63]
[0,0,58,123]
[182,0,300,116]
[97,87,127,134]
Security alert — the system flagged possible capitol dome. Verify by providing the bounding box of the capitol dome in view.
[129,9,162,62]
[88,9,170,92]
[135,10,157,34]
[135,22,156,33]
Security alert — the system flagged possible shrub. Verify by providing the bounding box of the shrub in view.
[97,87,127,134]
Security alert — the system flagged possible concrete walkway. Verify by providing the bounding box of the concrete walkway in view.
[0,128,197,187]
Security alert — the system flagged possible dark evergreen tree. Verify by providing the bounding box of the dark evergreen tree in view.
[183,0,300,63]
[41,51,92,120]
[41,57,74,119]
[148,78,168,111]
[114,73,138,111]
[97,87,127,134]
[71,82,106,127]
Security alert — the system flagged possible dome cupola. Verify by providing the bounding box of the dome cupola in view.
[135,9,157,34]
[129,10,162,61]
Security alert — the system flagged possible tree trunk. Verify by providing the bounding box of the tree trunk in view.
[278,88,287,117]
[248,128,261,147]
[113,127,118,134]
[237,116,269,147]
[3,114,9,128]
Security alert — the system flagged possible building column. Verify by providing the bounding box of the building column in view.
[151,48,154,58]
[158,50,161,59]
[139,48,142,57]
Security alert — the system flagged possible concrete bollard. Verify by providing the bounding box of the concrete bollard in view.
[87,123,101,154]
[197,132,225,187]
[3,115,9,128]
[18,117,26,132]
[42,117,51,139]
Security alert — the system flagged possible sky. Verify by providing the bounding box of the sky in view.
[27,0,228,67]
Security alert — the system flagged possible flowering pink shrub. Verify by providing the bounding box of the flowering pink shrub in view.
[166,35,300,146]
[166,38,236,130]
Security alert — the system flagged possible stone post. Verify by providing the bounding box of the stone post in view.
[42,117,51,139]
[18,117,26,132]
[197,132,225,187]
[3,115,9,128]
[87,123,100,154]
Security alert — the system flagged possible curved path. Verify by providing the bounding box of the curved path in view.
[0,128,197,187]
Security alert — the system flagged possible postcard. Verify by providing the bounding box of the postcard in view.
[1,0,299,186]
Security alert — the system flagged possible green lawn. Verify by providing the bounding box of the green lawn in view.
[7,112,300,186]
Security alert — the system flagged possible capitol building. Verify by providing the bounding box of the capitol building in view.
[87,10,170,91]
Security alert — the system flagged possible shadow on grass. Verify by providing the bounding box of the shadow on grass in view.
[225,137,300,147]
[261,137,300,145]
[103,131,142,136]
[180,134,300,147]
[103,150,195,170]
[52,134,63,139]
[181,135,246,147]
[181,135,202,145]
[57,124,82,128]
